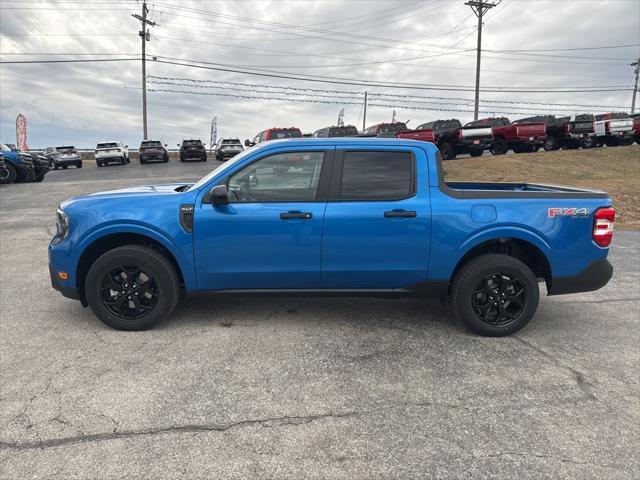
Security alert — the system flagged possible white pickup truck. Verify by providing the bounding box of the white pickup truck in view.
[95,141,129,167]
[594,113,634,147]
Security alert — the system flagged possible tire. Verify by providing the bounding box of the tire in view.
[141,159,147,165]
[77,162,82,168]
[490,138,508,155]
[164,155,169,163]
[543,136,559,151]
[85,245,180,331]
[0,163,17,184]
[439,141,456,160]
[468,148,483,157]
[34,173,46,182]
[451,254,539,337]
[16,168,35,183]
[62,165,68,170]
[580,137,597,149]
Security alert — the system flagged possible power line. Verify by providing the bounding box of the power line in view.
[146,75,631,109]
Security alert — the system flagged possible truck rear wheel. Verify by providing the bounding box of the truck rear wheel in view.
[468,148,483,157]
[451,254,539,337]
[85,245,180,331]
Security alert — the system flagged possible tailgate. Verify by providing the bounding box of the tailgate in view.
[515,123,546,137]
[460,127,492,138]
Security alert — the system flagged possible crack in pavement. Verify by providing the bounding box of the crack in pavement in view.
[512,337,600,403]
[0,411,363,450]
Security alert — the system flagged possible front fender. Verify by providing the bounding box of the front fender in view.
[74,221,197,289]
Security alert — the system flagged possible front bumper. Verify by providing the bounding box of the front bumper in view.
[49,261,81,301]
[548,258,613,295]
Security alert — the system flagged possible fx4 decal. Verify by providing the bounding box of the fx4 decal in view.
[548,207,590,218]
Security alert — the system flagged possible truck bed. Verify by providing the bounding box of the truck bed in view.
[443,181,608,198]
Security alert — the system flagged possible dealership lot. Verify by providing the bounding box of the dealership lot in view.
[0,162,638,479]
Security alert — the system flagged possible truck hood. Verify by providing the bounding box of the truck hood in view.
[61,183,192,208]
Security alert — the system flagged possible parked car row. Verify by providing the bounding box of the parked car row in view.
[244,112,639,161]
[0,143,50,184]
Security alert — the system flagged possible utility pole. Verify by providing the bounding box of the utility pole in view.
[132,2,156,140]
[362,91,368,131]
[466,0,498,120]
[631,58,639,114]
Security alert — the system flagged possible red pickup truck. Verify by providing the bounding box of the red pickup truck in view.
[361,122,408,135]
[467,117,546,155]
[631,113,640,144]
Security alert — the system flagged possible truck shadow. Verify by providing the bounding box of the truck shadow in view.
[167,296,464,334]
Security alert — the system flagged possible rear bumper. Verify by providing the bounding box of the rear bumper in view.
[460,138,492,150]
[53,157,81,164]
[548,258,613,295]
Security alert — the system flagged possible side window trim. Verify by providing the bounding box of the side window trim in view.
[328,149,416,202]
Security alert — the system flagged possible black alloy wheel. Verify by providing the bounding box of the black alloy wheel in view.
[100,265,159,320]
[86,245,180,330]
[451,254,539,336]
[471,273,526,326]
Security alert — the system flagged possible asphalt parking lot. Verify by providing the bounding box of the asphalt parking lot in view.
[0,160,638,479]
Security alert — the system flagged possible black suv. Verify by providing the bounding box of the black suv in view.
[178,139,207,162]
[139,140,169,164]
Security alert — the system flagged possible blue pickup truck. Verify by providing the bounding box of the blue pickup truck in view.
[49,138,615,336]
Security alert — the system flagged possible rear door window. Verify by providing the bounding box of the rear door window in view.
[336,151,414,201]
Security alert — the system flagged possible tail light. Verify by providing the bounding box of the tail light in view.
[564,123,572,134]
[593,207,615,247]
[457,129,463,140]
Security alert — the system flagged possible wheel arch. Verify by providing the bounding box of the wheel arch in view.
[75,232,186,306]
[450,236,552,291]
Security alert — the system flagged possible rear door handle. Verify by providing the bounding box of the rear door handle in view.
[280,212,313,220]
[384,210,417,218]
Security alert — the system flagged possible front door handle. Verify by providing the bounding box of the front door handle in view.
[384,210,417,218]
[280,212,313,220]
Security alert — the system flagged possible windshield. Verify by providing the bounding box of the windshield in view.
[222,139,241,145]
[183,140,203,147]
[0,144,10,152]
[270,129,302,139]
[328,126,358,137]
[56,146,76,153]
[141,141,162,147]
[189,146,255,191]
[97,142,118,149]
[379,123,407,133]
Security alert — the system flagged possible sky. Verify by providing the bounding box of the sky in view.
[0,0,639,148]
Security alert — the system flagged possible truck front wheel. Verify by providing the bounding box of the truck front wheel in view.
[0,163,17,184]
[85,245,180,331]
[543,137,559,151]
[439,141,456,160]
[490,139,508,155]
[451,254,539,337]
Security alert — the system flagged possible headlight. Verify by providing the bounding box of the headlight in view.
[55,208,70,240]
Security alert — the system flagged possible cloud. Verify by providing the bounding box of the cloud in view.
[1,0,638,148]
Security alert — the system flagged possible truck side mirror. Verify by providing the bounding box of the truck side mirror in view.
[177,144,180,147]
[210,185,229,205]
[245,139,254,147]
[125,145,128,148]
